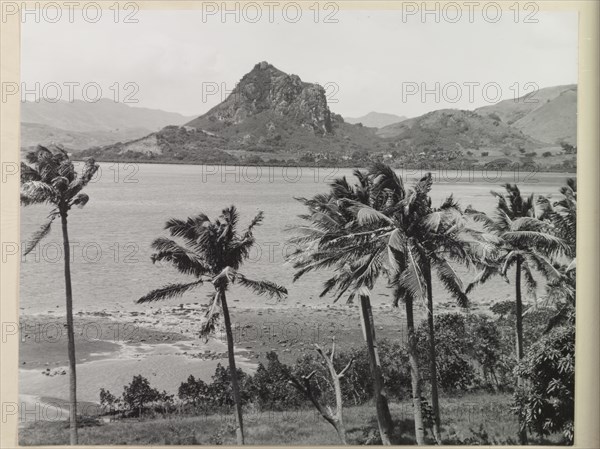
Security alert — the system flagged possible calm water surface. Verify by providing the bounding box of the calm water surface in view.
[20,163,571,315]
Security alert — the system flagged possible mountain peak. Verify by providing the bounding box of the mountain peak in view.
[252,60,277,71]
[187,62,333,135]
[244,61,286,79]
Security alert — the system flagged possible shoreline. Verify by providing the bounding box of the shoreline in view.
[18,298,479,407]
[69,158,577,175]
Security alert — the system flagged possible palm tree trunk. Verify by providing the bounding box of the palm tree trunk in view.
[424,262,442,444]
[405,297,426,445]
[61,212,78,445]
[220,289,245,445]
[515,257,528,445]
[359,294,393,445]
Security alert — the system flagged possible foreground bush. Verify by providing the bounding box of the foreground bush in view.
[515,323,575,444]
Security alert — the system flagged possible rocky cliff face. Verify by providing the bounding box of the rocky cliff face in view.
[187,61,333,136]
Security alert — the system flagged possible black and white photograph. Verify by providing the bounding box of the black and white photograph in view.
[2,1,598,446]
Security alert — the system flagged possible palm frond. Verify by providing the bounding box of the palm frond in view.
[329,176,354,199]
[352,203,394,226]
[465,207,496,231]
[23,214,57,256]
[466,265,498,294]
[368,162,405,201]
[235,273,288,300]
[394,244,427,306]
[20,181,57,206]
[500,250,521,277]
[200,292,222,339]
[65,158,99,199]
[243,210,264,238]
[150,237,210,277]
[219,205,240,242]
[70,193,89,208]
[520,259,537,300]
[502,230,571,258]
[165,215,210,242]
[525,251,562,282]
[414,172,433,195]
[435,259,469,307]
[350,249,385,289]
[136,280,204,303]
[509,217,548,232]
[79,158,99,185]
[20,162,41,182]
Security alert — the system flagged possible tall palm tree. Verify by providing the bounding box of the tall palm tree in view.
[20,145,99,445]
[467,184,571,444]
[137,207,287,445]
[291,169,396,444]
[365,166,493,445]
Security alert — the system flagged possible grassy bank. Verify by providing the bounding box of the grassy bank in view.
[19,393,562,446]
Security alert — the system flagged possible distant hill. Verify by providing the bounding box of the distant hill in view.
[475,84,576,145]
[377,108,544,152]
[21,99,195,151]
[21,122,157,152]
[345,112,407,128]
[22,99,195,132]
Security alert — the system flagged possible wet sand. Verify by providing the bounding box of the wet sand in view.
[19,299,475,407]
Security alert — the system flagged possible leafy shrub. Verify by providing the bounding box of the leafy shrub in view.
[99,388,122,414]
[250,351,304,410]
[515,324,575,444]
[101,375,174,418]
[378,340,412,399]
[178,375,209,406]
[207,363,253,407]
[122,375,162,415]
[415,313,511,392]
[416,315,476,391]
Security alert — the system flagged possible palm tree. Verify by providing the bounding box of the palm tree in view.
[467,184,571,444]
[137,206,287,445]
[536,179,577,328]
[291,169,396,444]
[398,196,473,445]
[365,166,493,444]
[20,145,99,445]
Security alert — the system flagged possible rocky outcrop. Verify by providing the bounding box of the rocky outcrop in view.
[187,62,333,136]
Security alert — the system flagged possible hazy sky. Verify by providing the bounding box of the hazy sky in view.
[21,7,578,118]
